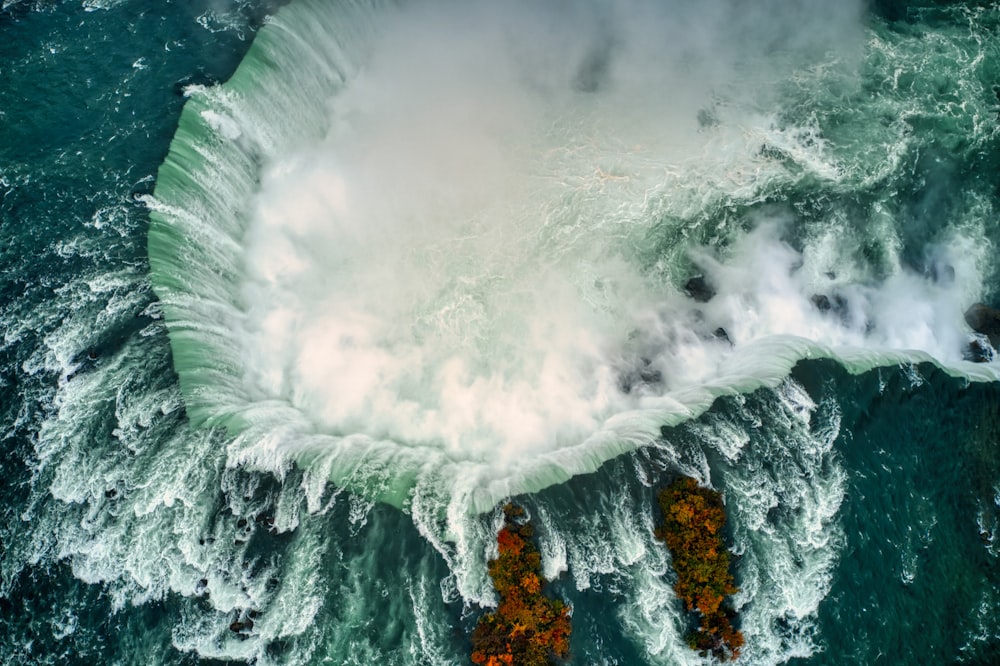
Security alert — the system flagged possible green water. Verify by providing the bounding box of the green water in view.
[2,1,1000,664]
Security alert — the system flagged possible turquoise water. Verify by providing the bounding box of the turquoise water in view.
[2,1,1000,664]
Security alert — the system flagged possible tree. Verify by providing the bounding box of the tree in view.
[471,504,572,666]
[656,477,744,661]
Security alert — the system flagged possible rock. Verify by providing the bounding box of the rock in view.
[811,293,848,315]
[618,358,662,394]
[683,275,716,303]
[255,513,275,529]
[236,518,248,529]
[965,303,1000,348]
[811,294,832,311]
[230,620,252,633]
[713,328,732,345]
[964,335,995,363]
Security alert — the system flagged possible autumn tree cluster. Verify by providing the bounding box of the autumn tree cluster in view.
[656,477,744,661]
[471,504,572,666]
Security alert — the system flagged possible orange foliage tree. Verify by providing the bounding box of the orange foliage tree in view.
[471,504,572,666]
[656,477,744,661]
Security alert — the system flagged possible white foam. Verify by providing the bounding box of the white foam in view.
[146,0,1000,520]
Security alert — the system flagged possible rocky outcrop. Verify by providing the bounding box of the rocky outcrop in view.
[964,302,1000,362]
[964,336,995,363]
[965,304,1000,349]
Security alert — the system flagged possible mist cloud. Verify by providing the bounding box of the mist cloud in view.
[231,0,944,472]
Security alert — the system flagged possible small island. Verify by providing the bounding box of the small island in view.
[656,477,744,661]
[471,504,572,666]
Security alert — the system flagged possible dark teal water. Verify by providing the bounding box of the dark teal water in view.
[2,1,1000,664]
[791,361,1000,665]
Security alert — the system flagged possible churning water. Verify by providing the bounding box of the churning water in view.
[3,0,1000,664]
